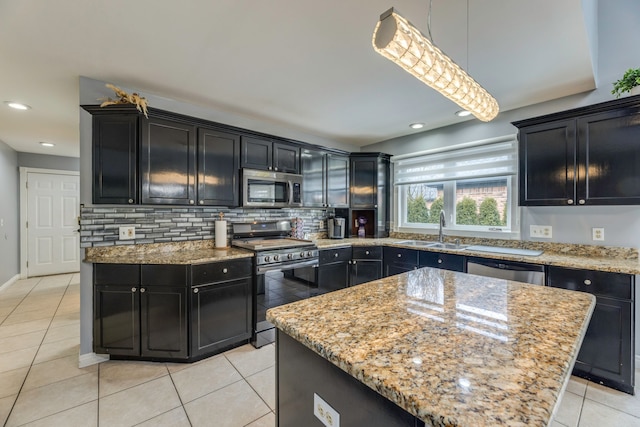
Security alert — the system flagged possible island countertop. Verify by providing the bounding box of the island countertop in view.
[267,268,596,427]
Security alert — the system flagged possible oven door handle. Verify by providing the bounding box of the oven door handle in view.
[256,258,319,275]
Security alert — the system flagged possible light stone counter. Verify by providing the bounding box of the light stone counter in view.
[84,240,253,264]
[315,238,640,275]
[267,268,596,427]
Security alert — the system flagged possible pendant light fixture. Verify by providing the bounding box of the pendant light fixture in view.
[372,6,499,122]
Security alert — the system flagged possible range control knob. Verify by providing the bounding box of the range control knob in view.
[300,251,306,258]
[307,251,312,257]
[287,253,294,260]
[264,256,271,262]
[274,255,280,261]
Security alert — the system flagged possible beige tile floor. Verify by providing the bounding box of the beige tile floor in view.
[0,273,638,426]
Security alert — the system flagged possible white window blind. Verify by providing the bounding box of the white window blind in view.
[393,138,517,185]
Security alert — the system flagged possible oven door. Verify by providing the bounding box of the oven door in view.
[253,258,318,348]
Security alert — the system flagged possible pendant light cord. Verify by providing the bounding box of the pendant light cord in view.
[427,0,433,41]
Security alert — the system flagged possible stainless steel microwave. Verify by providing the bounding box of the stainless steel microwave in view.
[242,168,303,208]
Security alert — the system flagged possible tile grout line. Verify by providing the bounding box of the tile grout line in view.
[164,364,194,427]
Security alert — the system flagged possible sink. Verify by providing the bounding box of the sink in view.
[394,240,436,247]
[426,242,468,251]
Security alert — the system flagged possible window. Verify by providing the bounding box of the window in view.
[393,136,519,237]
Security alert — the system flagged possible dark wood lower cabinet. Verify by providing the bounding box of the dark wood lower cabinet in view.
[94,260,251,362]
[191,277,252,357]
[317,247,351,293]
[548,266,635,394]
[419,251,466,272]
[350,246,383,285]
[383,247,420,277]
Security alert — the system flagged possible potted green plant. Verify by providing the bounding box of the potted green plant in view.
[611,68,640,98]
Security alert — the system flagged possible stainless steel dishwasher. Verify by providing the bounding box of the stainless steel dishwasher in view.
[466,257,546,285]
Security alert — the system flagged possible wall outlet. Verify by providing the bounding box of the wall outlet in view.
[530,225,552,239]
[319,220,325,229]
[314,393,340,427]
[592,227,605,241]
[119,226,136,240]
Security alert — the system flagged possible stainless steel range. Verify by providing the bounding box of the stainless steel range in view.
[232,220,319,347]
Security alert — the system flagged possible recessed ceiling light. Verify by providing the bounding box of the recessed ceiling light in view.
[5,101,31,110]
[39,142,55,147]
[409,123,425,129]
[455,110,472,117]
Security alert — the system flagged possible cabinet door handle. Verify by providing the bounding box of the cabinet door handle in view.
[584,279,592,285]
[352,260,356,265]
[222,268,228,273]
[274,167,278,171]
[397,254,402,258]
[128,199,134,204]
[193,288,199,294]
[374,204,378,208]
[131,287,137,293]
[268,166,273,171]
[140,288,146,293]
[567,199,574,205]
[199,200,204,205]
[365,251,369,255]
[334,253,338,258]
[578,199,585,205]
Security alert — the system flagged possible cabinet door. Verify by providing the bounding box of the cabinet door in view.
[301,148,325,207]
[518,119,576,206]
[191,277,252,357]
[419,252,465,272]
[350,259,382,286]
[327,154,349,207]
[140,285,188,359]
[198,128,240,206]
[241,136,272,171]
[92,114,138,204]
[317,261,350,294]
[577,107,640,205]
[273,142,300,173]
[350,157,377,207]
[140,117,197,205]
[573,297,633,390]
[94,284,140,356]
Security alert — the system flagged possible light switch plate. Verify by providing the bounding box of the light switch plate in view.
[530,225,552,239]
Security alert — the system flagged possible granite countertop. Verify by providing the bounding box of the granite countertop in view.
[84,240,253,264]
[315,238,640,275]
[267,268,596,427]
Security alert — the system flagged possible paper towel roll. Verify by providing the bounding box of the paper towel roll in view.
[215,220,227,248]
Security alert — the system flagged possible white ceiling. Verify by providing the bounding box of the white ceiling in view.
[0,0,596,158]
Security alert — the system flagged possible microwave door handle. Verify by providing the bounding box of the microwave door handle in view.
[287,180,293,205]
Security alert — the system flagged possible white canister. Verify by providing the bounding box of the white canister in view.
[215,220,228,248]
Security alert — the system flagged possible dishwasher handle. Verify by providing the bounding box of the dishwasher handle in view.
[466,257,545,273]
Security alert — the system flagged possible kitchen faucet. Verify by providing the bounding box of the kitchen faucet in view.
[438,210,445,243]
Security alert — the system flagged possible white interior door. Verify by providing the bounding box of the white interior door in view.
[27,172,80,277]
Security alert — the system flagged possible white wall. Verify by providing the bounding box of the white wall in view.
[18,152,79,171]
[0,140,19,286]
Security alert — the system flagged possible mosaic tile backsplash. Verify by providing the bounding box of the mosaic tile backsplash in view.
[80,206,328,248]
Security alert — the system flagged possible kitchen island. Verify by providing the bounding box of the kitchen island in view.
[267,267,596,427]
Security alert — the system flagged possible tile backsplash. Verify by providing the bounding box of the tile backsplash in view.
[80,206,328,248]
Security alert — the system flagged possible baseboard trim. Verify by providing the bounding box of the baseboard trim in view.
[78,352,109,368]
[0,274,20,293]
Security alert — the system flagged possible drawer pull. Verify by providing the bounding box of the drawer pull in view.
[584,279,592,285]
[222,268,228,274]
[437,259,443,264]
[334,253,339,258]
[397,254,402,258]
[140,288,146,293]
[365,251,370,255]
[193,288,199,294]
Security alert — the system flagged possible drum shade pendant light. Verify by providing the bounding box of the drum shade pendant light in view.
[372,7,499,122]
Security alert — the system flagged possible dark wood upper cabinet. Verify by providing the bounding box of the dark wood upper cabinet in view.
[92,114,138,204]
[241,136,300,173]
[197,128,240,206]
[350,156,378,208]
[140,116,197,205]
[301,149,349,208]
[514,95,640,206]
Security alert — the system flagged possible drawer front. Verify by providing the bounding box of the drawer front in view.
[352,246,382,260]
[383,247,419,266]
[94,264,140,286]
[320,247,352,264]
[548,266,633,300]
[141,264,189,286]
[191,258,253,285]
[420,252,466,272]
